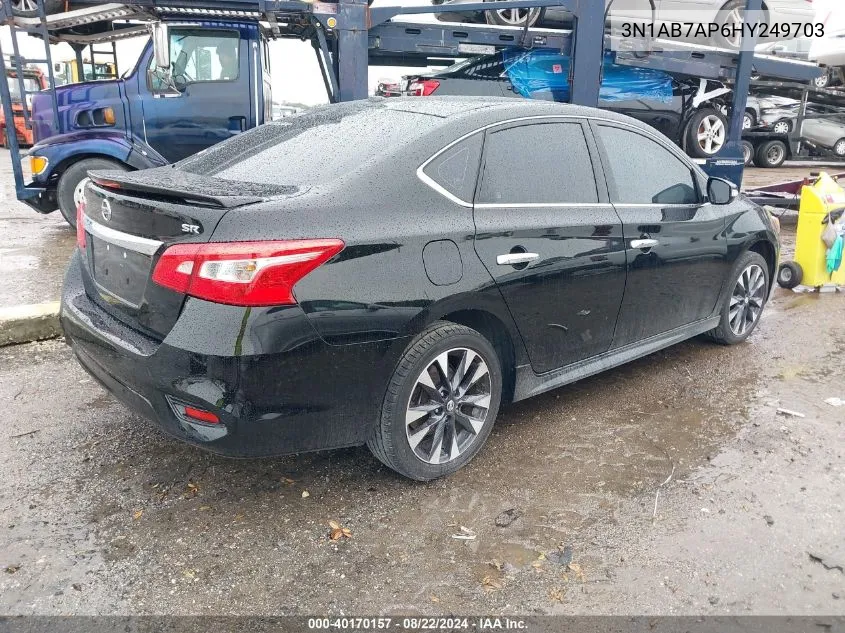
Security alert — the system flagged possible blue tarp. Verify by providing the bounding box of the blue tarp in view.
[502,49,674,104]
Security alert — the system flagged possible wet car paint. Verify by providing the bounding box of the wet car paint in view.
[60,97,778,460]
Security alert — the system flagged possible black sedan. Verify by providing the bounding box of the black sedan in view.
[62,97,778,481]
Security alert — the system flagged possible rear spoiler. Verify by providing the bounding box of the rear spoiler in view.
[89,168,299,209]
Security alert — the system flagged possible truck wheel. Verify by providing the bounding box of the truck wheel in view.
[367,321,502,481]
[777,262,802,289]
[756,140,787,168]
[10,0,63,17]
[741,140,755,166]
[57,158,127,228]
[686,108,728,158]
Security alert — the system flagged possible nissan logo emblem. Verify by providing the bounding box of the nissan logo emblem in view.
[101,199,112,222]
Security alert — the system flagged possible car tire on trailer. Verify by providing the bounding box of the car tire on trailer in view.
[777,261,803,289]
[756,139,787,168]
[743,111,755,130]
[833,138,845,158]
[10,0,63,17]
[57,157,128,228]
[686,108,728,158]
[813,71,830,89]
[484,0,543,27]
[706,250,770,345]
[741,140,755,166]
[714,0,756,49]
[367,321,502,481]
[772,120,791,135]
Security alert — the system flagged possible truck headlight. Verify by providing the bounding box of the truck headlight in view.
[30,155,48,175]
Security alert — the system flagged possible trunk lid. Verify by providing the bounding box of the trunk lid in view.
[78,166,299,339]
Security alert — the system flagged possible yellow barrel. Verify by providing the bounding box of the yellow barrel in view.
[793,173,845,288]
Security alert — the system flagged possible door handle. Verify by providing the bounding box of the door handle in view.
[630,239,659,250]
[497,253,539,266]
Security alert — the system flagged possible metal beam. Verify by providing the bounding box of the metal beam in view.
[336,0,368,101]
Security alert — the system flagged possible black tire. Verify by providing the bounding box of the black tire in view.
[777,261,803,289]
[686,108,729,158]
[10,0,63,17]
[706,251,770,345]
[833,138,845,158]
[367,321,503,481]
[56,157,127,227]
[755,139,788,168]
[741,140,755,166]
[484,2,542,27]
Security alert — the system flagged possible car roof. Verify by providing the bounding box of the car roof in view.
[377,95,657,133]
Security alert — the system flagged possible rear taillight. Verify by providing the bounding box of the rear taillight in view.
[76,202,86,249]
[151,239,344,307]
[408,79,440,96]
[183,406,219,424]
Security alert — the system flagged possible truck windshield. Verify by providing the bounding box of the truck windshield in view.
[177,104,441,186]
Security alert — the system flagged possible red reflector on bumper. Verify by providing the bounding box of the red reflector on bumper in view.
[183,406,220,424]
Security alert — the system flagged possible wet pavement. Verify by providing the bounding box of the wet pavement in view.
[0,149,75,308]
[1,156,844,616]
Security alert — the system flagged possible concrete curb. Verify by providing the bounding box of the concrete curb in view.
[0,302,61,347]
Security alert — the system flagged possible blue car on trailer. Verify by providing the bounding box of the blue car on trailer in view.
[394,49,733,160]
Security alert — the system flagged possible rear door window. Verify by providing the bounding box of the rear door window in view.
[594,124,701,205]
[477,122,599,204]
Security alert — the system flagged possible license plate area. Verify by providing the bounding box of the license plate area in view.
[91,236,151,308]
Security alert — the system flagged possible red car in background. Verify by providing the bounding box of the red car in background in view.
[0,67,48,147]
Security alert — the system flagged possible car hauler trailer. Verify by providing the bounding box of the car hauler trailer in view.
[0,0,824,224]
[742,79,845,168]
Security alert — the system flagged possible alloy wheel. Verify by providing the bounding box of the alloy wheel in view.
[835,140,845,157]
[12,0,38,11]
[729,264,766,336]
[405,347,491,465]
[697,115,726,155]
[492,6,540,26]
[723,7,744,48]
[743,113,753,130]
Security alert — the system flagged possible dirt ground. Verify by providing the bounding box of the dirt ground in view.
[0,157,843,615]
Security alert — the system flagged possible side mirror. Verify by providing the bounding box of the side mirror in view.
[151,22,170,70]
[707,177,738,205]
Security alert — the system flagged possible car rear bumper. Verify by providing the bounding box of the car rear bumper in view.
[61,251,400,458]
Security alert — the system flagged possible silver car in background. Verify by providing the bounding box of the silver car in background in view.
[801,113,845,157]
[432,0,814,49]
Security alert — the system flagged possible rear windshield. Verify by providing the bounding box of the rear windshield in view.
[177,104,442,186]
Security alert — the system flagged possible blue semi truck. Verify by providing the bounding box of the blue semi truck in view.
[26,19,272,226]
